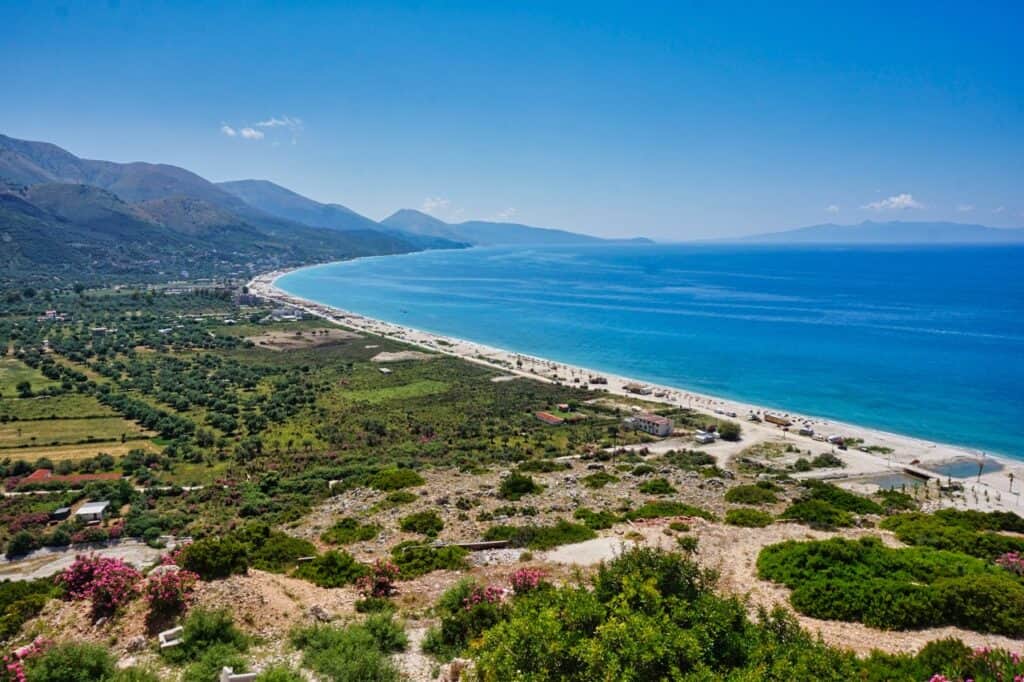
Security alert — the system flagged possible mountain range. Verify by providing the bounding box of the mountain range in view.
[738,220,1024,244]
[0,133,642,285]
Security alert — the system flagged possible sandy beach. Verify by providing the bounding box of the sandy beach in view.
[249,266,1024,516]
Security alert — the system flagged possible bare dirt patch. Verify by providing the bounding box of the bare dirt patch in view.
[371,351,436,363]
[248,328,360,351]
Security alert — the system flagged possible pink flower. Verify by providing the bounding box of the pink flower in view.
[510,567,546,594]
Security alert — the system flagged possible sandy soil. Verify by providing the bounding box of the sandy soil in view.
[372,351,436,363]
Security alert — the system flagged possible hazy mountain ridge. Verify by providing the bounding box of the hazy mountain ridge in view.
[382,208,652,246]
[739,220,1024,244]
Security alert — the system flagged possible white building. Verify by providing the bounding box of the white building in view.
[633,413,674,437]
[75,500,110,523]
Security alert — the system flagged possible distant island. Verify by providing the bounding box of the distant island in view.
[735,220,1024,245]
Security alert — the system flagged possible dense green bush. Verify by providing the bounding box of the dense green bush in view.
[399,510,444,536]
[159,608,249,665]
[624,500,715,521]
[0,578,58,641]
[321,517,380,545]
[881,511,1024,560]
[179,536,250,579]
[758,537,1024,635]
[483,520,596,550]
[292,619,403,682]
[423,579,508,661]
[517,459,564,473]
[249,531,317,572]
[780,499,854,529]
[717,421,742,441]
[390,541,468,578]
[370,467,425,491]
[498,472,541,500]
[573,507,621,530]
[254,666,304,682]
[726,508,774,527]
[293,550,368,588]
[638,478,676,495]
[25,642,116,681]
[801,481,883,514]
[580,471,618,488]
[724,483,779,505]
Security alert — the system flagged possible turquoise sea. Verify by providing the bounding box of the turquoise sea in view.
[277,244,1024,459]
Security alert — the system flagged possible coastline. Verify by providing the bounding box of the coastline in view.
[249,262,1024,515]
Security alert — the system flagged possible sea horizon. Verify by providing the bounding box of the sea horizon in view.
[276,243,1024,460]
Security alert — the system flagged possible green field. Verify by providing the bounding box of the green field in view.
[0,394,117,420]
[0,416,149,448]
[341,379,450,404]
[0,358,61,396]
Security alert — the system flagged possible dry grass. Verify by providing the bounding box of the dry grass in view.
[0,438,159,462]
[247,328,360,351]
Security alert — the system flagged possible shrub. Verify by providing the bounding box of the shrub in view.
[0,578,57,641]
[726,508,774,528]
[181,645,247,682]
[757,537,1024,636]
[802,481,883,515]
[56,554,141,616]
[632,464,656,476]
[178,537,249,579]
[294,551,368,588]
[510,568,546,594]
[390,542,468,578]
[518,459,563,473]
[249,532,316,572]
[381,491,417,506]
[423,579,508,661]
[357,559,400,598]
[321,517,380,545]
[292,622,401,682]
[498,472,541,500]
[255,666,304,682]
[811,452,844,468]
[625,500,715,521]
[5,531,38,559]
[355,596,395,613]
[573,507,620,530]
[880,512,1024,560]
[144,567,198,617]
[638,478,676,495]
[483,520,596,550]
[581,471,618,489]
[724,484,778,505]
[780,499,853,529]
[363,612,408,653]
[717,421,742,441]
[399,510,444,537]
[160,608,248,664]
[24,642,115,682]
[370,467,424,491]
[662,450,716,470]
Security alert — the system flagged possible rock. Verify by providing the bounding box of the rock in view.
[124,636,147,653]
[438,658,473,681]
[308,605,332,622]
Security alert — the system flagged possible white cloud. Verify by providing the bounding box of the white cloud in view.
[956,203,974,212]
[494,207,517,221]
[825,204,840,214]
[993,206,1006,214]
[220,124,237,137]
[240,127,264,140]
[862,193,924,211]
[255,115,303,131]
[421,197,451,214]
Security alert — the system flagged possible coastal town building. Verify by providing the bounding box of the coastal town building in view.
[632,412,674,436]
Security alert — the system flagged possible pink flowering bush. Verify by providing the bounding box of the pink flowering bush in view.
[464,584,506,609]
[357,559,400,598]
[930,646,1024,682]
[55,554,141,616]
[996,551,1024,576]
[1,637,50,682]
[510,567,546,594]
[145,568,199,616]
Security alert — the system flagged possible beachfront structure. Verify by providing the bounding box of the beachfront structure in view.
[633,412,674,437]
[624,382,653,395]
[764,413,792,427]
[695,430,716,444]
[75,500,110,523]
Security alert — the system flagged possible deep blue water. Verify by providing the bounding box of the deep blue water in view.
[277,244,1024,458]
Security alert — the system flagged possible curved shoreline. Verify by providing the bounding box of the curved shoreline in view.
[249,261,1024,514]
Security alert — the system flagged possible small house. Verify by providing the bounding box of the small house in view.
[75,500,110,524]
[51,507,71,522]
[633,412,674,437]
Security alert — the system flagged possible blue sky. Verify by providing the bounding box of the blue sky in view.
[2,1,1022,239]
